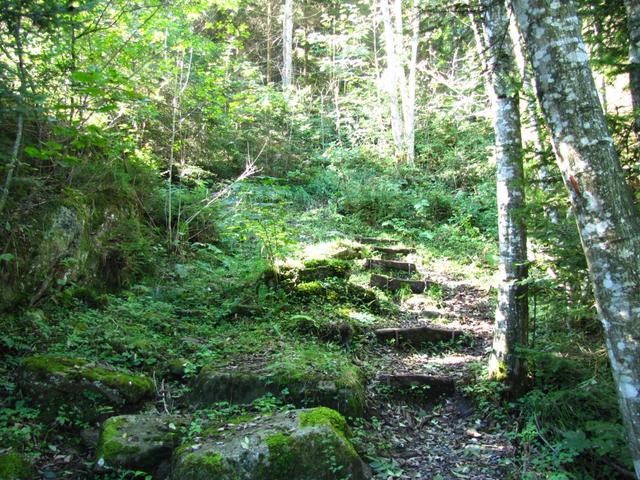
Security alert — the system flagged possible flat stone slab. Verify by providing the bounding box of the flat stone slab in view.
[20,356,154,424]
[372,246,416,256]
[365,259,417,273]
[370,273,426,293]
[191,368,365,418]
[378,373,455,398]
[174,408,371,480]
[355,236,397,245]
[375,325,463,346]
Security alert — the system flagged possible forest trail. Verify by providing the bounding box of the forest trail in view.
[358,238,514,479]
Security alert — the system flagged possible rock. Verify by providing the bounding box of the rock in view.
[173,408,371,480]
[191,366,366,418]
[96,414,184,478]
[365,259,417,273]
[20,355,155,424]
[374,325,463,347]
[0,452,34,480]
[294,280,381,311]
[298,259,351,281]
[369,274,426,293]
[331,247,364,260]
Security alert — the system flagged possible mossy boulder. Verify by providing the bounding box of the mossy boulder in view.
[294,279,381,311]
[298,259,351,281]
[173,408,371,480]
[0,452,34,480]
[191,363,365,418]
[20,355,154,424]
[96,414,185,478]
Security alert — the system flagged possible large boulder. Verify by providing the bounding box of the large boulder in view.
[191,364,366,418]
[20,355,154,424]
[96,414,185,478]
[173,408,371,480]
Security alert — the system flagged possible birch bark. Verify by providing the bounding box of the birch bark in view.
[625,0,640,136]
[511,0,640,474]
[282,0,293,90]
[480,0,528,393]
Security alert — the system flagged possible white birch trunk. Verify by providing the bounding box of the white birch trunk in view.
[511,0,640,474]
[481,0,528,393]
[625,0,640,137]
[379,0,404,154]
[405,1,419,166]
[282,0,293,90]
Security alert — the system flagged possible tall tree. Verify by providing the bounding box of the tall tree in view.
[474,0,528,394]
[511,0,640,474]
[625,0,640,136]
[282,0,294,90]
[378,0,420,165]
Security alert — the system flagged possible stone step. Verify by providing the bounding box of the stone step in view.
[374,325,463,346]
[372,246,416,256]
[365,258,418,273]
[377,373,455,398]
[369,273,426,293]
[355,236,397,245]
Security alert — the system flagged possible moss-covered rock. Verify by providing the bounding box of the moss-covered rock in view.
[96,414,184,478]
[0,452,34,480]
[298,259,351,281]
[20,355,154,424]
[294,279,381,311]
[191,360,366,418]
[173,408,370,480]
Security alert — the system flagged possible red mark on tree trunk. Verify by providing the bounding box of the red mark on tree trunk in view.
[569,175,581,198]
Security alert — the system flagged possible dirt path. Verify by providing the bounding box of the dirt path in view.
[360,254,515,479]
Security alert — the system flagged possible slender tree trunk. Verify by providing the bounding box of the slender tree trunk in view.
[0,14,26,217]
[379,0,404,155]
[282,0,294,90]
[267,1,272,84]
[509,14,558,224]
[511,0,640,474]
[405,1,419,167]
[625,0,640,137]
[479,0,528,394]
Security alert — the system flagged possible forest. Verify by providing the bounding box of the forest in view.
[0,0,639,479]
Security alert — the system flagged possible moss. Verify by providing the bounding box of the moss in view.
[0,452,34,480]
[263,433,296,476]
[299,407,349,437]
[96,417,141,461]
[22,355,153,403]
[177,451,239,480]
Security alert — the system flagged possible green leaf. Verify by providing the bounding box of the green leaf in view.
[0,253,15,262]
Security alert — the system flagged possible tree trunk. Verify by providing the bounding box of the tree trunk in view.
[625,0,640,137]
[379,0,404,154]
[405,1,419,166]
[267,1,272,84]
[282,0,294,90]
[479,0,528,394]
[512,0,640,474]
[509,14,559,224]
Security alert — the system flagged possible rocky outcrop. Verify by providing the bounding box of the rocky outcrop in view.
[96,414,184,478]
[173,408,371,480]
[20,355,154,424]
[190,366,366,418]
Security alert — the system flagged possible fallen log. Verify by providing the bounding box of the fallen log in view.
[369,273,426,293]
[372,246,416,256]
[355,236,397,245]
[365,258,417,273]
[374,325,463,346]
